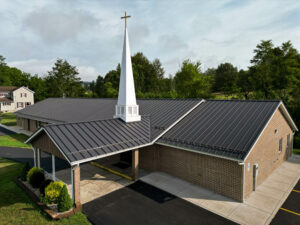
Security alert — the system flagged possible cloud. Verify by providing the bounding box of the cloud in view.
[24,7,99,44]
[8,58,98,81]
[1,0,300,81]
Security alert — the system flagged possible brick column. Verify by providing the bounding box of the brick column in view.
[71,165,81,208]
[132,149,139,181]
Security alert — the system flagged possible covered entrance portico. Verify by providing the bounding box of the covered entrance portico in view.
[30,143,141,207]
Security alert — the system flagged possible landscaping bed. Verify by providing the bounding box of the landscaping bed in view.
[0,158,90,224]
[14,177,81,220]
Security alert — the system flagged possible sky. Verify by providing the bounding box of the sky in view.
[1,0,300,81]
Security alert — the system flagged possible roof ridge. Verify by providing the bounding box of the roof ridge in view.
[206,99,281,102]
[43,114,151,127]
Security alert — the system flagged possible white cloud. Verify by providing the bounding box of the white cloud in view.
[1,0,300,81]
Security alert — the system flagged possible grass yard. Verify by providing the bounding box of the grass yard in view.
[0,158,90,225]
[0,133,31,148]
[0,112,17,126]
[293,148,300,155]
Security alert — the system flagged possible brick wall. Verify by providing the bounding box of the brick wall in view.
[244,108,293,198]
[140,145,244,202]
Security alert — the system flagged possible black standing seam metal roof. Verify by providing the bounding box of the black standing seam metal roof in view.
[42,116,151,163]
[158,100,281,160]
[17,98,201,140]
[25,98,294,163]
[25,98,201,164]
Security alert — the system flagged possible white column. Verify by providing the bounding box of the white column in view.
[33,147,37,167]
[71,166,74,205]
[52,154,56,181]
[37,148,41,168]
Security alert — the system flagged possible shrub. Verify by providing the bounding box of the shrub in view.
[57,185,73,212]
[21,162,31,181]
[44,181,64,204]
[39,179,53,196]
[26,167,45,188]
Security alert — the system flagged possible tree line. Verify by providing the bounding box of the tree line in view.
[0,40,299,138]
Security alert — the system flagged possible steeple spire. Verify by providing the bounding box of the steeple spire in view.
[114,12,141,123]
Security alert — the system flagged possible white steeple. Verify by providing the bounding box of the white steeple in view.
[114,12,141,123]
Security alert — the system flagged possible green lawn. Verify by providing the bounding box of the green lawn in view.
[293,148,300,155]
[1,112,17,126]
[0,133,31,149]
[0,158,90,225]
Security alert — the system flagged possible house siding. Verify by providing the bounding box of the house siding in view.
[140,144,243,202]
[244,108,293,198]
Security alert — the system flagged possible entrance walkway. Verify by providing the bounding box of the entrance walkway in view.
[140,155,300,225]
[55,163,133,204]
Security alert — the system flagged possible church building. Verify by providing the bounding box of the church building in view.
[17,13,298,207]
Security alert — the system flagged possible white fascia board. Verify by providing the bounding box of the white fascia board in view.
[156,141,243,163]
[24,127,45,144]
[279,101,298,131]
[25,127,72,165]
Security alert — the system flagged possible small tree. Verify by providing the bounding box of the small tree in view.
[57,185,73,212]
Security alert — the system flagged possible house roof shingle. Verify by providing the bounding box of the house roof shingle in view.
[0,86,19,92]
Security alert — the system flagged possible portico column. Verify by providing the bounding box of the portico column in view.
[33,147,37,167]
[71,165,81,208]
[37,148,41,168]
[52,154,56,181]
[132,149,139,181]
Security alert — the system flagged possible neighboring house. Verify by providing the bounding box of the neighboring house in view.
[0,86,34,112]
[15,20,298,208]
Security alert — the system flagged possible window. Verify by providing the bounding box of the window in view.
[24,93,27,97]
[25,102,31,107]
[17,102,23,108]
[3,102,11,106]
[20,93,22,97]
[279,138,283,152]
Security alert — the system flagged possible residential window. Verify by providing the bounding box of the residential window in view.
[24,93,27,97]
[20,93,22,97]
[279,138,283,152]
[17,102,23,108]
[25,102,31,107]
[3,102,11,106]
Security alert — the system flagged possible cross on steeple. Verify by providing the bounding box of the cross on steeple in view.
[121,11,131,27]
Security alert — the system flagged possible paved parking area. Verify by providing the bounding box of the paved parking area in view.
[83,180,237,225]
[0,126,16,136]
[270,180,300,225]
[55,163,133,204]
[141,155,300,225]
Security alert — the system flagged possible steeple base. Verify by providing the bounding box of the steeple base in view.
[114,105,141,122]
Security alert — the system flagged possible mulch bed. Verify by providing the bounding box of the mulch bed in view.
[14,177,81,220]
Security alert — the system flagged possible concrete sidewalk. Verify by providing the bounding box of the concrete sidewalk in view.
[0,124,32,136]
[140,155,300,225]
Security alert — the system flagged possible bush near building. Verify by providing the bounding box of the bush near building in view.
[57,185,73,212]
[26,167,45,188]
[44,181,64,204]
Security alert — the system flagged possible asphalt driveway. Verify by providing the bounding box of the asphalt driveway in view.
[0,126,16,136]
[271,179,300,225]
[83,180,237,225]
[0,146,69,173]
